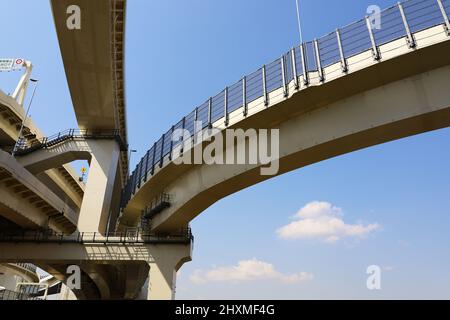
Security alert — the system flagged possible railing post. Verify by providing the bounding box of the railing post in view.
[193,107,198,145]
[300,43,309,85]
[132,170,137,195]
[437,0,450,35]
[398,2,416,48]
[242,76,248,116]
[180,116,186,155]
[208,97,212,128]
[144,149,150,182]
[262,65,268,106]
[168,125,175,161]
[313,39,324,82]
[151,142,156,175]
[159,134,165,168]
[336,29,348,73]
[134,163,140,190]
[291,48,299,89]
[365,15,381,60]
[224,87,229,126]
[281,55,288,97]
[137,160,142,188]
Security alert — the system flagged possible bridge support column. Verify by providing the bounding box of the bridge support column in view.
[77,140,121,234]
[147,243,192,300]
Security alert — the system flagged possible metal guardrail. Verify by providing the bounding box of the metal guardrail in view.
[14,129,128,156]
[120,0,450,209]
[0,227,193,245]
[12,263,37,274]
[0,288,41,301]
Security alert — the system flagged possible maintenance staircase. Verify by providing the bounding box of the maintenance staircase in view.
[14,129,128,156]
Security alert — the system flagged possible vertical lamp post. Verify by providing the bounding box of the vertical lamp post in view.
[12,78,39,157]
[295,0,304,44]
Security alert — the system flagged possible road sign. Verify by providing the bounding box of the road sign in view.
[0,58,24,72]
[81,167,87,174]
[0,59,14,72]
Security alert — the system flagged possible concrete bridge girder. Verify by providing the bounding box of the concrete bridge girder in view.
[0,242,192,300]
[0,151,78,232]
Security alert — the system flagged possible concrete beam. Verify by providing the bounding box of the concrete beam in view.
[0,242,192,300]
[0,150,78,231]
[17,140,92,174]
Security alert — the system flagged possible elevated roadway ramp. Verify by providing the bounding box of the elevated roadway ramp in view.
[0,90,85,212]
[0,230,193,300]
[120,7,450,232]
[0,150,78,233]
[50,0,128,185]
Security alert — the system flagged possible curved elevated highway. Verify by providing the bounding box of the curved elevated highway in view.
[0,150,78,232]
[0,263,40,284]
[49,0,129,234]
[50,0,128,184]
[0,0,191,300]
[0,92,81,233]
[121,0,450,232]
[0,91,85,216]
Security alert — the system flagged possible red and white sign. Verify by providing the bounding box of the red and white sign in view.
[0,58,25,72]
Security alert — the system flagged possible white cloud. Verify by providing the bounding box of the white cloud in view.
[277,201,379,243]
[190,258,313,285]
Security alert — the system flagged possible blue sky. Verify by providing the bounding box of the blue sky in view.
[1,0,450,299]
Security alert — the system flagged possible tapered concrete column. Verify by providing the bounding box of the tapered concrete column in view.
[148,262,177,300]
[77,140,121,233]
[147,243,192,300]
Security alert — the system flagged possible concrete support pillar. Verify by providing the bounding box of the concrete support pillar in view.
[147,243,192,300]
[148,261,177,300]
[77,140,121,233]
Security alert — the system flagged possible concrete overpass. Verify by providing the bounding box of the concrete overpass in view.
[0,90,85,214]
[1,0,450,300]
[50,0,128,184]
[14,129,127,233]
[0,263,39,285]
[0,229,193,300]
[0,0,132,299]
[120,0,450,232]
[0,0,196,300]
[1,88,83,297]
[0,90,81,233]
[1,0,192,300]
[47,0,128,234]
[0,150,78,233]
